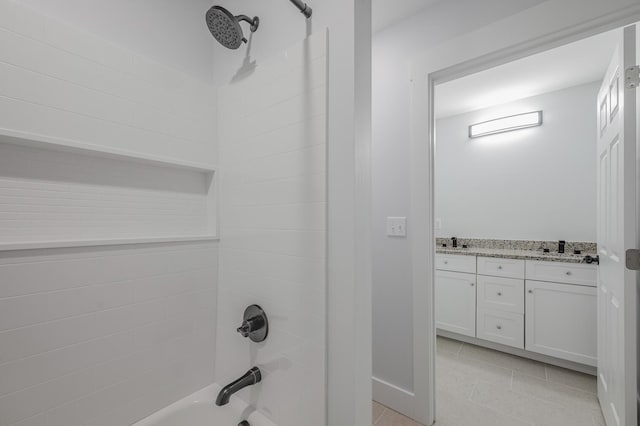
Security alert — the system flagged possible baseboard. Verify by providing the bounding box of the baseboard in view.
[372,376,424,424]
[437,329,597,376]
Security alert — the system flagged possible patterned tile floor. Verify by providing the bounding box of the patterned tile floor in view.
[373,336,605,426]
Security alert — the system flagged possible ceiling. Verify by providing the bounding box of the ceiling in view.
[435,30,619,119]
[372,0,441,33]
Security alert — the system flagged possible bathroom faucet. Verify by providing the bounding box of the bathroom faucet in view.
[452,237,458,248]
[216,367,262,406]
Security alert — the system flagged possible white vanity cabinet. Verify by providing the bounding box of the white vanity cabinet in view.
[436,253,598,367]
[435,255,477,337]
[525,261,597,366]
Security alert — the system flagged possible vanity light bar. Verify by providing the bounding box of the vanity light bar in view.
[469,111,543,138]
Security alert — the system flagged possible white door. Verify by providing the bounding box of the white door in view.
[435,270,476,337]
[596,25,638,426]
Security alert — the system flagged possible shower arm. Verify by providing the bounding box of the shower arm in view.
[289,0,312,18]
[236,15,260,32]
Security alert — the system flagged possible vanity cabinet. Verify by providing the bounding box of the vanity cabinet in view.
[436,254,598,366]
[525,261,597,366]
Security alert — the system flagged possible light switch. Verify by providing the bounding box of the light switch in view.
[387,217,407,237]
[435,218,442,230]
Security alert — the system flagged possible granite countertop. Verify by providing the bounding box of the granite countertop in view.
[435,246,596,264]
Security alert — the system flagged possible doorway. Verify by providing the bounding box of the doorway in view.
[432,29,615,425]
[407,18,640,426]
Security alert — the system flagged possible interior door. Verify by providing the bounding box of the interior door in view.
[596,25,638,426]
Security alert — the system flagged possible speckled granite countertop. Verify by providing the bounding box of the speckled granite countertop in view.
[435,247,595,263]
[435,238,597,264]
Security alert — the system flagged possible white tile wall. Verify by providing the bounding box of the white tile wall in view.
[0,0,217,164]
[0,1,218,244]
[0,3,220,425]
[0,142,213,243]
[0,242,218,426]
[216,32,328,426]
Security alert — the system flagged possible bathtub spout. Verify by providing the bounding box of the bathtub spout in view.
[216,367,262,406]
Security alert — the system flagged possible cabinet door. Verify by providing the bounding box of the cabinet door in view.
[525,280,597,366]
[436,270,476,337]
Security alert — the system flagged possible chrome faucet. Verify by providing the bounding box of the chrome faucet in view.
[216,367,262,406]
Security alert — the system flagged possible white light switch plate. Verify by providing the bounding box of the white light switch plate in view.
[387,217,407,237]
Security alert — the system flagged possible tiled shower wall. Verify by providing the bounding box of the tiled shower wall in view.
[0,243,218,426]
[0,3,219,425]
[216,32,328,425]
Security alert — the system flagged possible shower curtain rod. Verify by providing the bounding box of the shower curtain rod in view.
[289,0,312,18]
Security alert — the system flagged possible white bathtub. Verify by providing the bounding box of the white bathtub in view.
[133,384,275,426]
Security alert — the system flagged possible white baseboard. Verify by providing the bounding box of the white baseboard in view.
[372,377,424,424]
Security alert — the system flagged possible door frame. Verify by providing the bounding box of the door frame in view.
[408,3,640,425]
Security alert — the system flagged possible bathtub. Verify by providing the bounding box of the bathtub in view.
[133,384,275,426]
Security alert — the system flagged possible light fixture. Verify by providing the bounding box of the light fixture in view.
[469,111,543,138]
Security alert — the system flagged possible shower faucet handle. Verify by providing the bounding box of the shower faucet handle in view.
[237,316,264,337]
[237,322,252,338]
[236,305,269,343]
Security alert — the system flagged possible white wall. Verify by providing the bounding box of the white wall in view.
[0,2,220,425]
[372,0,547,396]
[209,1,373,424]
[0,0,217,241]
[435,83,598,242]
[216,33,327,426]
[14,0,216,83]
[0,0,217,165]
[0,242,218,426]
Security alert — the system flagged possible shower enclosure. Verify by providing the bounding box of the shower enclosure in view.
[0,1,371,425]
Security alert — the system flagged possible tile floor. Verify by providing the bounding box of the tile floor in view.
[372,336,605,426]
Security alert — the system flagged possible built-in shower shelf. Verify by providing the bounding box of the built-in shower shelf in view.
[0,235,220,252]
[0,129,219,249]
[0,129,217,174]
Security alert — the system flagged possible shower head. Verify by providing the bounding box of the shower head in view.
[205,6,259,50]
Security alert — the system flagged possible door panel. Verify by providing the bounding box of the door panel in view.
[596,25,637,426]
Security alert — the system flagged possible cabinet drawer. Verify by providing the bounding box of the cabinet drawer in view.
[435,254,477,273]
[477,275,524,314]
[477,257,525,279]
[476,309,524,349]
[525,261,596,287]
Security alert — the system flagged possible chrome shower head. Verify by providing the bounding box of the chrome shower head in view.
[205,6,259,50]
